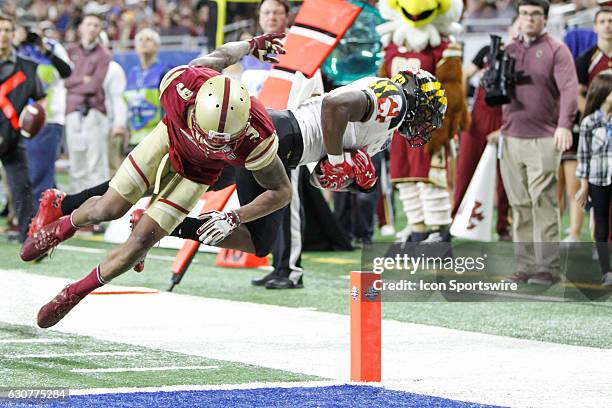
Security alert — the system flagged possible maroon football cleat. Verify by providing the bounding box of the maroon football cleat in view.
[130,209,146,272]
[28,189,65,237]
[37,284,83,328]
[20,215,78,261]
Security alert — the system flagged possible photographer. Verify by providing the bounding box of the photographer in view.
[0,13,46,242]
[493,0,578,285]
[453,19,520,242]
[15,15,72,206]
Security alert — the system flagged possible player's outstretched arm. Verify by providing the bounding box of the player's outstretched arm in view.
[321,89,372,156]
[238,156,292,223]
[189,33,286,72]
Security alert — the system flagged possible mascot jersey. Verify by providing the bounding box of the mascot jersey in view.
[383,41,450,182]
[124,61,171,145]
[382,41,448,77]
[290,77,406,166]
[160,65,278,185]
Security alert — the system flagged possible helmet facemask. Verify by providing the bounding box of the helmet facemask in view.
[189,110,250,152]
[393,70,447,148]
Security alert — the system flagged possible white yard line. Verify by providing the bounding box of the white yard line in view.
[69,380,347,395]
[0,338,66,344]
[4,351,141,359]
[1,269,611,408]
[70,365,218,373]
[59,245,189,263]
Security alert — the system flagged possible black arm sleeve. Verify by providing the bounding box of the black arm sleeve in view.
[575,49,592,86]
[472,45,490,69]
[32,71,46,101]
[47,52,72,79]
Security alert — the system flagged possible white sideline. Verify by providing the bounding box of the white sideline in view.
[70,365,218,373]
[0,338,66,344]
[69,381,349,395]
[59,245,197,264]
[1,269,611,408]
[5,351,141,359]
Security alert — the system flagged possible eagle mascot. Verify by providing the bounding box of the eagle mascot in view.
[377,0,469,242]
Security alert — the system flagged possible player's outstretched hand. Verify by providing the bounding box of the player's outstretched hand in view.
[352,149,378,191]
[248,32,286,63]
[319,160,355,191]
[197,210,241,246]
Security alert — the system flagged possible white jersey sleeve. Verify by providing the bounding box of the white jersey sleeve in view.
[356,77,407,131]
[291,77,407,166]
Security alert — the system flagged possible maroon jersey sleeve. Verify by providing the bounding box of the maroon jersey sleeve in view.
[241,97,278,171]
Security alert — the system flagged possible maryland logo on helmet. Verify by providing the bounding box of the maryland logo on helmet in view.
[390,68,447,147]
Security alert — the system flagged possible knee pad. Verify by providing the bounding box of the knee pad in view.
[419,183,452,226]
[397,182,424,224]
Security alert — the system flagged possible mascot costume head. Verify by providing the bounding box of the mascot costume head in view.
[377,0,464,52]
[377,0,468,158]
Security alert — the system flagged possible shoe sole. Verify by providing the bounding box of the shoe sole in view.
[265,283,304,289]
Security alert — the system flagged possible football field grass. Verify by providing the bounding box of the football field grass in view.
[0,202,611,407]
[1,238,611,350]
[0,322,319,389]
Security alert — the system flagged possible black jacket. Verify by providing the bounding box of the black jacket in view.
[0,54,45,156]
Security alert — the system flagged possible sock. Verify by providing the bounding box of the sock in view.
[56,215,79,239]
[411,222,427,233]
[170,217,202,240]
[61,180,110,215]
[71,265,106,297]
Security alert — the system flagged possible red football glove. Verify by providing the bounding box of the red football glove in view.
[247,32,286,63]
[319,160,355,191]
[352,149,378,191]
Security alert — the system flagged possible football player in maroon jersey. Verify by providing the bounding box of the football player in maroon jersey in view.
[23,33,292,328]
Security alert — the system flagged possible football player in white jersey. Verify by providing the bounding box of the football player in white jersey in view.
[294,70,445,191]
[25,68,446,288]
[245,68,447,287]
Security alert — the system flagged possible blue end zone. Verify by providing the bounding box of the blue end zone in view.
[1,385,504,408]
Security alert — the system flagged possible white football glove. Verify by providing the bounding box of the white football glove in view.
[196,210,241,246]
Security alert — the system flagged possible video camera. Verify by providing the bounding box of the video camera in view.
[481,35,523,106]
[24,30,42,45]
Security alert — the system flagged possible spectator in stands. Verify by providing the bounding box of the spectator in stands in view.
[555,8,612,246]
[258,0,290,34]
[576,71,612,286]
[466,0,517,20]
[0,13,46,241]
[178,7,198,36]
[64,13,126,193]
[575,7,612,244]
[106,59,129,176]
[495,0,578,285]
[15,15,72,208]
[195,1,212,40]
[123,28,171,152]
[548,0,599,40]
[576,8,612,111]
[228,0,290,96]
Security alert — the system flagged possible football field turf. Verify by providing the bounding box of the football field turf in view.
[0,231,611,407]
